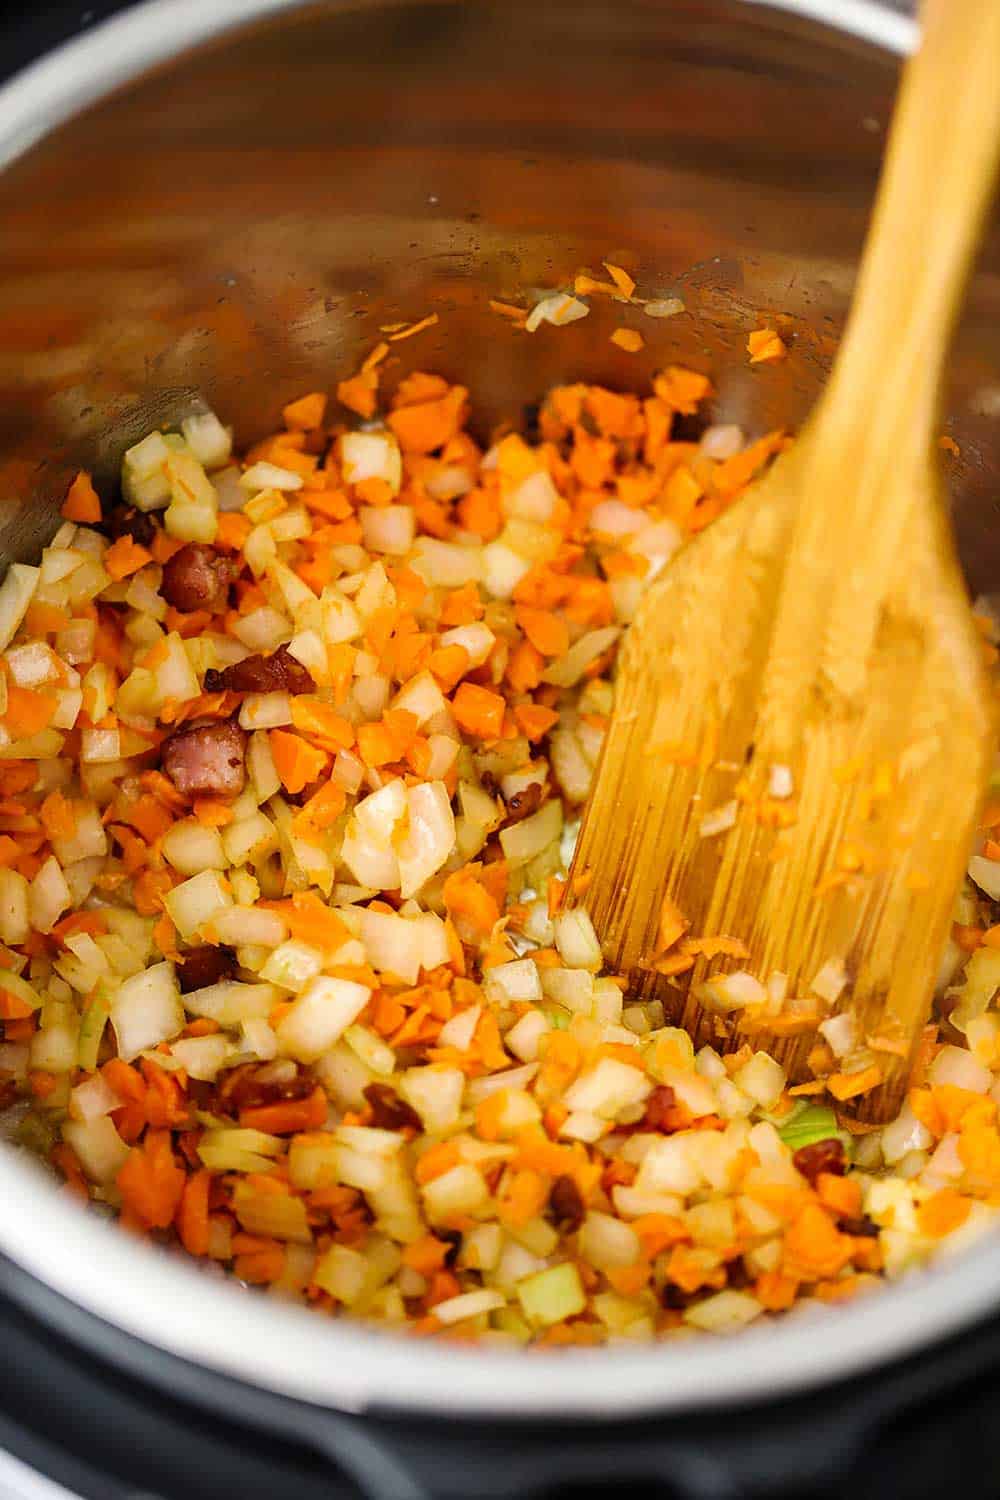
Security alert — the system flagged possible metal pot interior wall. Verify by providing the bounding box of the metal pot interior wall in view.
[0,0,996,580]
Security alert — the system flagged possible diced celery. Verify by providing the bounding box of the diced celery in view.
[516,1263,586,1328]
[77,992,110,1072]
[778,1103,848,1156]
[0,968,41,1012]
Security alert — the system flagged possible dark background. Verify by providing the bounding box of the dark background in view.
[1,3,133,81]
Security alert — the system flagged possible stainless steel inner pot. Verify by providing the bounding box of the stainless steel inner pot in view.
[0,0,999,1423]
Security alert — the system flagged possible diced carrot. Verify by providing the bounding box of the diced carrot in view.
[755,1270,799,1311]
[387,385,469,455]
[610,327,644,353]
[632,1213,689,1259]
[653,366,712,414]
[415,1141,462,1185]
[514,605,570,659]
[176,1168,212,1257]
[104,535,153,581]
[917,1188,971,1238]
[0,984,33,1020]
[4,1016,35,1041]
[61,470,102,523]
[102,1058,146,1103]
[290,697,355,750]
[213,512,251,552]
[29,1071,58,1097]
[283,391,327,430]
[356,720,400,768]
[424,644,467,694]
[337,370,379,419]
[39,791,75,842]
[827,1065,882,1101]
[268,729,329,795]
[235,1248,287,1284]
[401,1235,452,1275]
[258,892,348,952]
[4,686,56,739]
[747,328,788,364]
[183,1017,221,1038]
[25,602,70,636]
[116,1130,186,1230]
[605,1262,651,1296]
[132,868,175,917]
[815,1172,862,1219]
[294,780,347,835]
[506,639,544,695]
[239,1086,328,1135]
[442,866,500,935]
[451,681,506,739]
[783,1202,855,1279]
[439,582,484,626]
[140,1058,188,1127]
[497,1169,548,1227]
[457,487,502,540]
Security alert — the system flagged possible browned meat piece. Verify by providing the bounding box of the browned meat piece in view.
[642,1084,678,1132]
[217,1060,317,1114]
[176,945,236,993]
[162,718,247,798]
[363,1083,422,1132]
[161,543,233,614]
[504,781,544,824]
[203,644,314,696]
[546,1174,585,1233]
[106,505,156,548]
[792,1137,847,1183]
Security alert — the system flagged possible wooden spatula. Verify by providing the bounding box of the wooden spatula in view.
[570,0,1000,1120]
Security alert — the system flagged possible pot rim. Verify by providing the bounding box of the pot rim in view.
[0,0,916,172]
[4,0,991,1424]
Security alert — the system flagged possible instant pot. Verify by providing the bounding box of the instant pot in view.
[1,1,1000,1496]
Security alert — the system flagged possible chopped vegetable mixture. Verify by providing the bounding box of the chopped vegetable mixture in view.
[2,347,999,1346]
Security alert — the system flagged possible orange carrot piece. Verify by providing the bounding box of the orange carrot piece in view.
[610,328,644,353]
[4,687,56,739]
[268,729,329,795]
[234,1248,287,1284]
[514,605,570,659]
[39,790,76,842]
[414,1140,461,1184]
[387,385,468,455]
[239,1086,328,1135]
[116,1130,185,1230]
[747,328,788,364]
[337,370,379,419]
[401,1234,452,1275]
[917,1188,971,1238]
[258,892,349,952]
[290,697,355,750]
[451,681,506,739]
[61,470,102,523]
[104,535,153,581]
[177,1168,212,1257]
[283,391,327,431]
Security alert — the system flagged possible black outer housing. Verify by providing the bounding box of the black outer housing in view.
[2,1247,1000,1500]
[0,5,993,1500]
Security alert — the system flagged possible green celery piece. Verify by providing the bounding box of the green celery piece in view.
[77,993,111,1073]
[778,1102,844,1153]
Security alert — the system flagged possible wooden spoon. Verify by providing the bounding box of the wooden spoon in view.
[570,0,1000,1120]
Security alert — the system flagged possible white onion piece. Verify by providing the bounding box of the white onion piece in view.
[927,1044,993,1094]
[699,424,745,460]
[589,500,649,538]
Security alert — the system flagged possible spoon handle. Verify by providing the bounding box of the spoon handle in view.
[820,0,1000,448]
